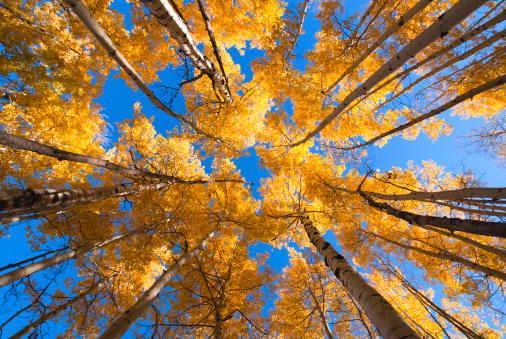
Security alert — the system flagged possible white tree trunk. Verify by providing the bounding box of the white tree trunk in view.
[371,28,506,114]
[363,9,506,102]
[97,226,217,339]
[9,281,101,339]
[299,211,420,339]
[0,183,166,213]
[325,0,433,93]
[370,231,506,282]
[62,0,216,138]
[291,0,487,147]
[141,0,232,101]
[307,284,335,339]
[341,73,506,150]
[419,225,506,260]
[361,193,506,238]
[0,229,142,287]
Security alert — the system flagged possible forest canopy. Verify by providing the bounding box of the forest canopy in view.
[1,0,506,337]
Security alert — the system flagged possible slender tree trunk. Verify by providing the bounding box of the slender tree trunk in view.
[387,267,485,339]
[0,247,68,273]
[141,0,232,101]
[361,9,506,104]
[195,0,230,95]
[61,0,216,138]
[341,73,506,150]
[299,211,420,339]
[213,266,232,339]
[369,28,506,115]
[287,0,310,58]
[348,186,506,202]
[0,228,143,288]
[291,0,487,147]
[9,281,101,339]
[325,0,433,93]
[370,231,506,281]
[98,226,217,339]
[362,193,506,238]
[0,183,166,214]
[418,225,506,260]
[307,284,335,339]
[422,199,506,218]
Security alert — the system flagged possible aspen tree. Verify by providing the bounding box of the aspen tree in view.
[0,227,150,288]
[291,0,488,147]
[299,211,421,339]
[9,279,102,339]
[0,183,167,214]
[98,225,217,339]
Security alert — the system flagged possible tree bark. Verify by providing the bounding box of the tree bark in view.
[291,0,487,147]
[299,211,420,339]
[360,9,506,105]
[287,0,310,58]
[370,231,506,281]
[61,0,217,138]
[141,0,232,102]
[0,228,143,288]
[325,0,433,93]
[97,226,217,339]
[9,281,101,339]
[0,183,166,213]
[195,0,230,96]
[344,186,506,202]
[419,225,506,260]
[368,28,506,116]
[341,73,506,150]
[361,193,506,239]
[307,284,335,339]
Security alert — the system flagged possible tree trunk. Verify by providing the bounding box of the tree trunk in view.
[0,228,143,288]
[325,0,433,93]
[61,0,216,138]
[361,9,506,105]
[97,226,217,339]
[299,211,420,339]
[141,0,232,101]
[342,73,506,150]
[195,0,230,95]
[287,0,310,58]
[369,28,506,115]
[0,183,166,214]
[418,225,506,260]
[337,185,506,202]
[0,131,203,184]
[291,0,487,147]
[370,231,506,281]
[9,281,101,339]
[307,284,335,339]
[362,193,506,238]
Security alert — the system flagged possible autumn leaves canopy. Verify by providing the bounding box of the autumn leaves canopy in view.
[1,0,506,338]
